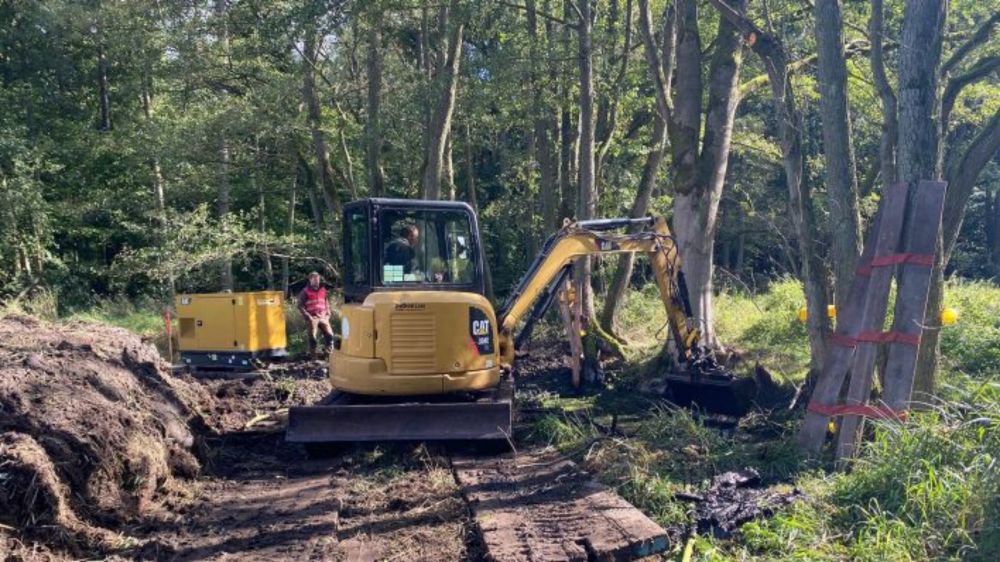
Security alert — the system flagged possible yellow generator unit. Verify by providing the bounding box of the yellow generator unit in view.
[175,291,288,370]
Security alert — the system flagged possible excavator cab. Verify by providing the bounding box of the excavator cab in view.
[342,198,487,301]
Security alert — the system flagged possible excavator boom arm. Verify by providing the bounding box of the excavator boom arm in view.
[496,216,700,364]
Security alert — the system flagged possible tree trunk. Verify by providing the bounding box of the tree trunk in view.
[218,138,233,291]
[709,0,831,377]
[594,0,632,190]
[869,0,897,187]
[526,0,559,230]
[444,130,455,200]
[909,110,1000,397]
[337,123,357,200]
[283,164,297,296]
[576,0,597,324]
[422,1,464,200]
[600,0,676,333]
[463,123,494,300]
[670,0,743,346]
[141,66,174,299]
[97,40,111,131]
[365,20,385,196]
[298,151,326,233]
[893,0,947,397]
[303,29,341,217]
[814,0,861,304]
[254,156,274,289]
[559,105,576,221]
[558,0,577,222]
[213,0,233,291]
[600,117,667,332]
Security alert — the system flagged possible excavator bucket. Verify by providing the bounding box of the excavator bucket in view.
[286,379,513,443]
[664,371,757,417]
[662,354,760,417]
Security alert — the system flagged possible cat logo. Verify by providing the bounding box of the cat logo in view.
[468,307,494,354]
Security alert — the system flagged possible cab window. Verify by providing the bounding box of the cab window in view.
[379,209,477,286]
[345,207,368,287]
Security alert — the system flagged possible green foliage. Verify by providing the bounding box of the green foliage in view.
[831,388,1000,561]
[65,297,165,337]
[715,279,811,380]
[938,280,1000,378]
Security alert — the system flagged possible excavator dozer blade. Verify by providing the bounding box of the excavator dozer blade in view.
[286,382,513,443]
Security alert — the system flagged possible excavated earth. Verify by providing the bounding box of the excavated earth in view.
[0,314,472,562]
[0,316,799,561]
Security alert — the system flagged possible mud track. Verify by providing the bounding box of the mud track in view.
[132,433,472,562]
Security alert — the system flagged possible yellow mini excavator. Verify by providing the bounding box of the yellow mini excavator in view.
[287,198,754,443]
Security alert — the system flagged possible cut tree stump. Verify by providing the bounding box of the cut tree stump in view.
[453,453,668,561]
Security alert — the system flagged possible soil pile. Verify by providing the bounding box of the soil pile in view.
[0,314,214,552]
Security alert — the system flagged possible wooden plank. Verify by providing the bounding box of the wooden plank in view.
[835,180,946,460]
[879,181,947,410]
[795,183,907,453]
[833,182,912,460]
[454,454,669,562]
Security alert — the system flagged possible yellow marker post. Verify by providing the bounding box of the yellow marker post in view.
[797,305,837,322]
[941,307,959,326]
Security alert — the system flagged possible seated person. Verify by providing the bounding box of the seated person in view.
[384,224,420,274]
[429,258,448,283]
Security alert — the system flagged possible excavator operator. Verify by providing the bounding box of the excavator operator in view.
[384,224,420,274]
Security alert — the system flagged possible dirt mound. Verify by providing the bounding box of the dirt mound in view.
[0,314,214,552]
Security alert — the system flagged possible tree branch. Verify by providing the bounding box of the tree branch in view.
[943,107,1000,258]
[496,0,572,26]
[737,39,867,100]
[941,11,1000,76]
[942,55,1000,126]
[637,0,672,123]
[869,0,897,186]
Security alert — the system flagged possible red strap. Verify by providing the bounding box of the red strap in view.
[829,333,857,348]
[870,253,935,268]
[855,253,934,276]
[856,330,921,346]
[807,401,908,421]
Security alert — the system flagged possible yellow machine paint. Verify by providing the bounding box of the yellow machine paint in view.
[334,291,500,395]
[176,291,287,369]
